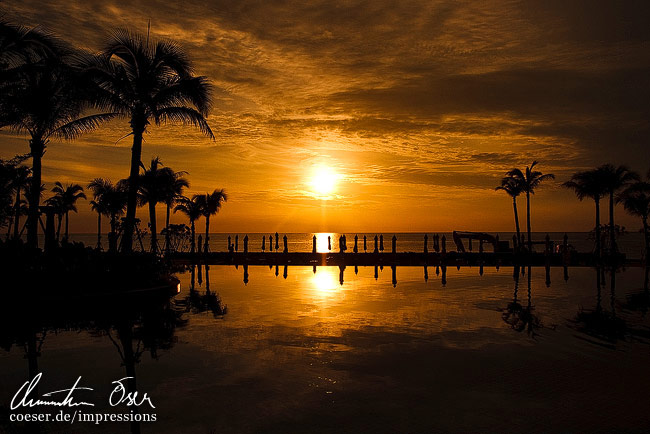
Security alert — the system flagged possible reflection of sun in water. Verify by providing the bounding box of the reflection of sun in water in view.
[310,165,339,197]
[311,267,339,293]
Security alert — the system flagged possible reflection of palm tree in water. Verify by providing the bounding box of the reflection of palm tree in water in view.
[179,265,227,317]
[502,266,542,337]
[624,267,650,316]
[573,266,627,344]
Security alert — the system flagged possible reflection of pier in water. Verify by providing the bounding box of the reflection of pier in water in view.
[196,261,570,288]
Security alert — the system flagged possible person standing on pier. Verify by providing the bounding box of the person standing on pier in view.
[269,233,274,251]
[312,235,317,253]
[262,235,266,252]
[392,235,397,253]
[424,234,428,254]
[283,234,288,253]
[354,234,359,253]
[328,236,332,251]
[339,235,345,253]
[374,235,379,253]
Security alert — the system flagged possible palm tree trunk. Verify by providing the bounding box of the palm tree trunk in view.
[512,197,521,249]
[109,214,117,253]
[609,191,616,254]
[165,203,171,254]
[643,215,649,263]
[64,211,69,241]
[205,215,210,253]
[526,191,531,252]
[149,201,157,254]
[190,220,195,254]
[13,188,20,241]
[122,122,145,253]
[56,214,62,241]
[27,138,44,248]
[594,198,601,259]
[97,212,102,249]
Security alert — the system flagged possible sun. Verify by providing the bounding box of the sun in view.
[310,166,339,196]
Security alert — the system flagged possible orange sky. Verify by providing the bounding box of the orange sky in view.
[1,1,650,233]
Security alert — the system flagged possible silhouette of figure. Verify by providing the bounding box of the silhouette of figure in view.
[312,235,317,253]
[392,235,397,253]
[339,265,345,285]
[380,234,384,252]
[275,232,279,251]
[328,236,331,251]
[374,265,378,280]
[363,235,367,252]
[283,265,288,279]
[374,235,379,253]
[339,235,345,253]
[391,265,397,287]
[441,265,447,286]
[235,235,239,252]
[262,236,266,251]
[353,234,358,253]
[243,264,249,284]
[424,234,428,254]
[283,234,288,253]
[269,234,273,251]
[244,235,248,253]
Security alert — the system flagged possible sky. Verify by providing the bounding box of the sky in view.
[1,0,650,234]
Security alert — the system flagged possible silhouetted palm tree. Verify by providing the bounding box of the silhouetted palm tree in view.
[598,164,639,254]
[88,178,115,249]
[138,158,167,254]
[506,161,555,252]
[3,56,113,248]
[194,189,227,252]
[10,164,30,241]
[617,174,650,260]
[81,29,214,252]
[495,176,524,247]
[89,179,128,252]
[48,182,86,242]
[161,169,189,254]
[174,196,201,253]
[563,169,607,258]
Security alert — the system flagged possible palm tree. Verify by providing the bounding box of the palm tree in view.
[174,196,202,253]
[3,57,114,248]
[9,163,30,241]
[506,161,555,252]
[597,164,639,254]
[563,169,607,258]
[88,178,115,250]
[138,157,169,254]
[48,182,86,242]
[495,177,524,248]
[99,179,128,252]
[81,29,214,252]
[194,189,227,253]
[617,175,650,260]
[161,168,189,254]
